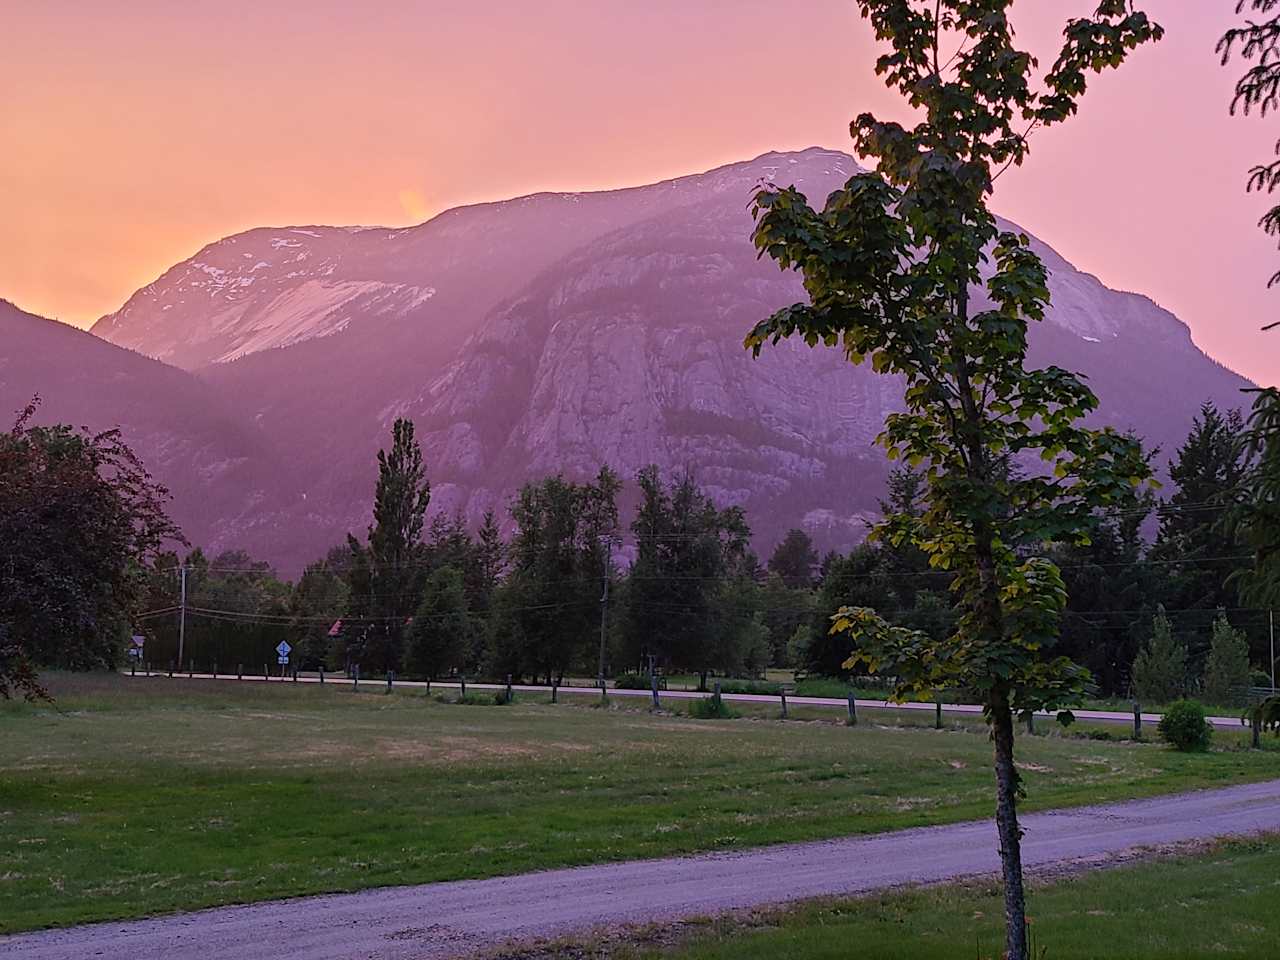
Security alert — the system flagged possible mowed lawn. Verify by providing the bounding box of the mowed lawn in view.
[615,837,1280,960]
[2,674,1278,933]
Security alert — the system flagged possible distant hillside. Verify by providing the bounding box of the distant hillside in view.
[12,148,1251,573]
[0,299,291,556]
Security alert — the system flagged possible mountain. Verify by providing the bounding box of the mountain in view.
[0,299,291,555]
[55,149,1257,572]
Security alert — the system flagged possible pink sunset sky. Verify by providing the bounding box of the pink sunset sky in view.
[3,0,1276,385]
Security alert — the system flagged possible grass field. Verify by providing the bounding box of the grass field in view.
[2,672,1278,933]
[581,836,1280,960]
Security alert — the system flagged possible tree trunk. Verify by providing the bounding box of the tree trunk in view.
[992,691,1028,960]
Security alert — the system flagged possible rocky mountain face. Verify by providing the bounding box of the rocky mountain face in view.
[18,148,1254,574]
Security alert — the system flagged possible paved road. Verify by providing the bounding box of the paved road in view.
[128,670,1249,730]
[7,779,1279,960]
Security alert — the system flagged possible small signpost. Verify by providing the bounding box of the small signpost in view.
[129,635,144,675]
[276,640,291,677]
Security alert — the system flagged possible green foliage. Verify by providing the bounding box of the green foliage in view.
[0,398,184,698]
[288,552,349,670]
[612,672,654,690]
[1232,386,1280,607]
[1244,694,1280,735]
[767,528,819,588]
[1131,609,1187,704]
[621,466,751,683]
[1150,402,1248,670]
[491,467,620,682]
[406,566,474,680]
[1157,699,1213,752]
[744,4,1161,955]
[346,418,431,674]
[1051,469,1157,696]
[784,623,813,670]
[1218,1,1280,287]
[688,696,740,720]
[715,679,783,696]
[1202,611,1253,707]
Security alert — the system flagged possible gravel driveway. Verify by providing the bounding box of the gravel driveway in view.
[6,778,1279,960]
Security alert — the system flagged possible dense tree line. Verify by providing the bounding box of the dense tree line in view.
[126,403,1278,697]
[5,399,1278,700]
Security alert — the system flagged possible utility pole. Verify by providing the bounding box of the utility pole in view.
[177,564,188,670]
[597,536,614,695]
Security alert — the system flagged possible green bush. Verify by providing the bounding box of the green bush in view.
[688,696,739,719]
[453,692,509,706]
[716,679,782,696]
[1157,700,1213,752]
[613,673,652,690]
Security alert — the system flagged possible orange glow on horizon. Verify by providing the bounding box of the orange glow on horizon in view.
[3,0,1276,384]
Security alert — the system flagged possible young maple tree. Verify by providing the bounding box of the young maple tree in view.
[744,3,1160,957]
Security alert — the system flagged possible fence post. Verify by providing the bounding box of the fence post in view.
[145,661,151,677]
[292,667,297,682]
[935,700,942,730]
[846,692,857,727]
[237,663,243,680]
[460,674,466,699]
[263,663,269,681]
[505,674,513,704]
[780,691,788,720]
[552,681,558,703]
[650,672,660,711]
[1253,711,1262,750]
[131,660,136,677]
[212,662,218,679]
[169,660,174,678]
[1132,700,1141,740]
[386,671,394,694]
[319,666,324,685]
[353,664,360,691]
[600,676,609,705]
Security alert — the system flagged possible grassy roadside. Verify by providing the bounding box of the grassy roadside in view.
[539,836,1280,960]
[2,673,1278,933]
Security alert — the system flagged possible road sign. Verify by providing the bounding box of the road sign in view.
[129,635,145,659]
[276,641,291,657]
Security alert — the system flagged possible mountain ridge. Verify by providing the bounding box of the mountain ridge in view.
[11,148,1253,574]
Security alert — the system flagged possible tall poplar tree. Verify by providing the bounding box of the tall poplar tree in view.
[744,5,1160,956]
[347,418,430,673]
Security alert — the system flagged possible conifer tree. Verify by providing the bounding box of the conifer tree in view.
[1132,608,1187,704]
[1203,610,1253,706]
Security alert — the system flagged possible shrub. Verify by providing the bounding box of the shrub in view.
[1202,613,1252,707]
[454,692,508,706]
[1157,699,1213,752]
[1132,609,1187,704]
[716,679,782,696]
[613,672,651,690]
[688,696,739,719]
